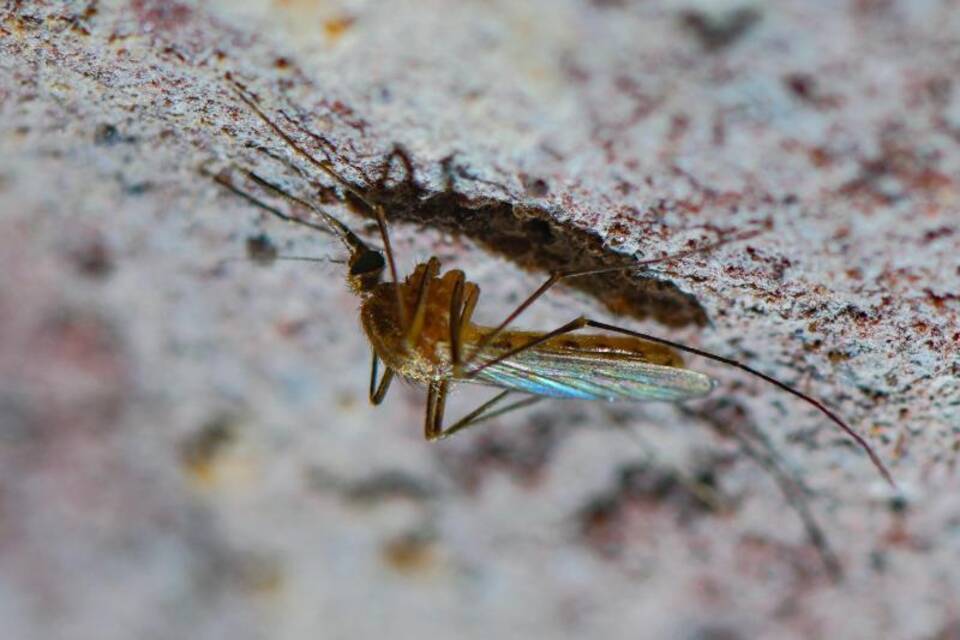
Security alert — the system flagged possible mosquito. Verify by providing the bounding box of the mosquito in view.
[217,76,896,490]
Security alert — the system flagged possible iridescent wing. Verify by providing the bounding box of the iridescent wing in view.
[463,344,716,402]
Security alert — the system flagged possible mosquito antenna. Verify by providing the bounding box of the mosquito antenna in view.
[241,171,370,254]
[220,255,346,266]
[227,75,408,321]
[227,76,371,209]
[267,255,345,265]
[211,171,334,237]
[584,319,897,489]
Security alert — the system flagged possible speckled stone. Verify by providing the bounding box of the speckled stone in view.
[1,2,958,639]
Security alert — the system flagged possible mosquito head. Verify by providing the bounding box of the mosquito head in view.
[348,247,386,293]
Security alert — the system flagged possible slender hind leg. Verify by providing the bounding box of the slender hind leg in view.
[405,258,441,344]
[369,353,395,405]
[419,272,526,441]
[582,319,893,487]
[462,233,756,365]
[451,230,893,486]
[446,271,480,369]
[375,145,419,193]
[462,315,894,487]
[424,381,542,441]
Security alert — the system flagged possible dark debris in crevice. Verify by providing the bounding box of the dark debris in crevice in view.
[328,160,711,329]
[394,193,707,328]
[229,78,712,328]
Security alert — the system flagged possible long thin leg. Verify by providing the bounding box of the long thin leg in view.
[463,314,894,488]
[446,271,478,369]
[459,282,480,334]
[405,257,441,344]
[375,145,419,192]
[582,319,895,488]
[336,144,414,326]
[369,352,395,405]
[448,273,466,368]
[439,395,543,440]
[465,317,587,377]
[365,146,417,325]
[423,381,444,441]
[424,382,542,441]
[463,230,758,364]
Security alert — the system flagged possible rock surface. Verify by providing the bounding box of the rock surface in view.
[1,1,958,639]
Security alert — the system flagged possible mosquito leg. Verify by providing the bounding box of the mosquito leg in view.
[369,202,409,325]
[461,309,893,487]
[465,316,589,377]
[446,271,478,368]
[438,395,543,440]
[405,257,441,344]
[229,78,396,222]
[448,273,466,368]
[369,352,395,405]
[462,231,758,365]
[376,145,419,192]
[424,381,542,441]
[459,282,480,333]
[461,272,563,364]
[580,318,895,488]
[368,145,419,327]
[455,282,480,367]
[424,381,445,441]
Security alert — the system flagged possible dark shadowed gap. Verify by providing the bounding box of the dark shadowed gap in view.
[330,175,711,329]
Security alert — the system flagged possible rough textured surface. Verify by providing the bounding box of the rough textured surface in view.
[1,1,959,639]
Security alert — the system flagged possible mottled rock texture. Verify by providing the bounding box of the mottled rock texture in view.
[1,1,958,639]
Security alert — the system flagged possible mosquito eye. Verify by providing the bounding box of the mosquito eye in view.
[350,250,385,276]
